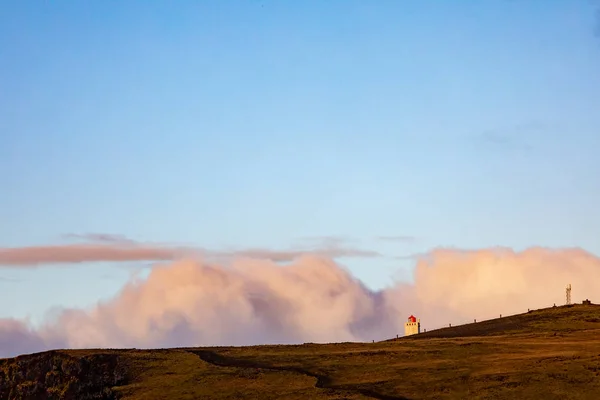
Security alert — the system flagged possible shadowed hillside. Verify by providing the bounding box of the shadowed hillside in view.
[2,304,600,399]
[0,351,126,399]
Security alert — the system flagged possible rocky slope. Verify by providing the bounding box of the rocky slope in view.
[0,351,126,400]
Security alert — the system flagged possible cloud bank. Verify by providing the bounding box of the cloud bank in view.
[1,247,599,358]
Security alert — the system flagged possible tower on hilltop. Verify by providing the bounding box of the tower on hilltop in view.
[404,315,421,336]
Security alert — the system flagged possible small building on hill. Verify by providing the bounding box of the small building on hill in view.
[583,299,592,305]
[405,315,421,336]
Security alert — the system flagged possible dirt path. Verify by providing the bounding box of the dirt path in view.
[188,349,410,400]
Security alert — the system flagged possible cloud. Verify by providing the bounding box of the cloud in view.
[63,233,136,244]
[0,276,22,282]
[472,121,547,153]
[220,247,380,261]
[0,235,380,268]
[0,319,55,357]
[1,246,599,358]
[376,235,417,243]
[0,243,191,267]
[478,130,533,152]
[385,247,600,326]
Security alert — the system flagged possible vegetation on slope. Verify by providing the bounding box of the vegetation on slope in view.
[402,303,600,340]
[0,351,126,399]
[1,304,600,399]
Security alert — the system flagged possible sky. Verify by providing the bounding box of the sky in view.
[1,1,600,345]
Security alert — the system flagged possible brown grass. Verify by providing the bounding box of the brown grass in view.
[3,304,600,399]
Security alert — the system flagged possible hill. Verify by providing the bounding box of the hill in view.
[2,304,600,400]
[402,303,600,340]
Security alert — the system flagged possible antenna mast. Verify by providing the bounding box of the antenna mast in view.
[566,284,572,305]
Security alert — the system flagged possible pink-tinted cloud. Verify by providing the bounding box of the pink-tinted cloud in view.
[1,247,599,358]
[403,247,600,321]
[0,236,380,268]
[0,244,189,267]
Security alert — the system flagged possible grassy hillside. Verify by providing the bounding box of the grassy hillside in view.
[402,303,600,340]
[2,304,600,400]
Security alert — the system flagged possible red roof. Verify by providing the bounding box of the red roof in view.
[408,315,417,322]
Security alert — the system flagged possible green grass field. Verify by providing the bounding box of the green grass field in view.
[2,304,600,399]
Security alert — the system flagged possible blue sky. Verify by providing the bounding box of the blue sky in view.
[1,1,599,324]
